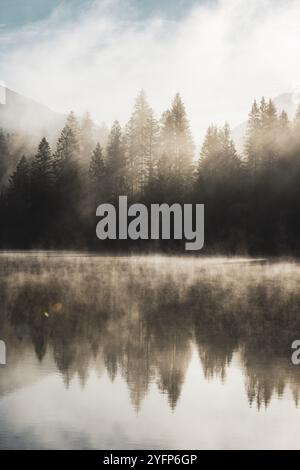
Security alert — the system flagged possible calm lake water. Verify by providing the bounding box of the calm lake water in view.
[0,253,300,449]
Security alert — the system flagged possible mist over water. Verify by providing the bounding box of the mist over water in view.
[1,253,300,449]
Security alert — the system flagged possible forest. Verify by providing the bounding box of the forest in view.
[0,90,300,254]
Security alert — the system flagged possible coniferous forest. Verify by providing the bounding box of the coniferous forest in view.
[1,90,300,254]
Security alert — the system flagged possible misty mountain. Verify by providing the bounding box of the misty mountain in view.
[0,86,65,141]
[232,93,300,153]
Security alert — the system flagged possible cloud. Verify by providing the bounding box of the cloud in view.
[1,0,300,142]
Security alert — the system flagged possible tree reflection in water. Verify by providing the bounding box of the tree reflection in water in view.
[1,254,300,411]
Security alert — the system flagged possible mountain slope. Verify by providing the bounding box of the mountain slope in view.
[0,85,65,139]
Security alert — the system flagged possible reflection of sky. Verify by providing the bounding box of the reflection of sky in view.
[0,347,299,450]
[0,0,204,30]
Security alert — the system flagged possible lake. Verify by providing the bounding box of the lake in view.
[0,253,300,449]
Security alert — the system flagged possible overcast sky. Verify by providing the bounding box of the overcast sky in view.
[0,0,300,140]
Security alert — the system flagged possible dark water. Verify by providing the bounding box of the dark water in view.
[0,253,300,449]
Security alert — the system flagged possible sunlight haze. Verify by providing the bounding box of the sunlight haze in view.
[0,0,299,140]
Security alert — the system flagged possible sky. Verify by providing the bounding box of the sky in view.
[0,0,201,27]
[0,0,300,141]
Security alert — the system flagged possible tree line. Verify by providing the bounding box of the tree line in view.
[0,91,300,254]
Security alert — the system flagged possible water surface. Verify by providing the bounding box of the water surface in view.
[0,254,300,449]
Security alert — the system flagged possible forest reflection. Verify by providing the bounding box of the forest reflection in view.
[1,254,300,412]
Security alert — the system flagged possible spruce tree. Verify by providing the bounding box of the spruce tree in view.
[6,156,31,246]
[9,156,30,195]
[89,143,106,200]
[106,121,127,200]
[158,93,194,187]
[245,100,261,175]
[31,137,53,188]
[292,104,300,153]
[295,104,300,126]
[80,112,95,159]
[263,99,278,170]
[53,125,80,179]
[30,138,54,244]
[0,129,10,187]
[198,124,240,181]
[279,110,289,128]
[125,91,159,195]
[52,124,81,245]
[66,111,80,137]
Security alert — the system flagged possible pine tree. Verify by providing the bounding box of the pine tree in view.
[245,100,261,175]
[245,98,279,174]
[53,125,80,179]
[89,143,105,181]
[98,122,109,151]
[66,111,80,136]
[80,112,95,159]
[31,137,53,188]
[198,124,240,180]
[276,110,290,157]
[0,129,10,187]
[279,110,289,128]
[52,124,81,244]
[264,99,277,129]
[263,99,278,170]
[221,123,241,171]
[89,143,106,200]
[259,96,268,126]
[125,91,159,195]
[158,93,194,185]
[5,156,31,246]
[198,125,221,177]
[29,138,55,243]
[295,104,300,125]
[8,155,30,196]
[106,121,127,199]
[292,104,300,152]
